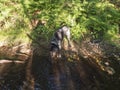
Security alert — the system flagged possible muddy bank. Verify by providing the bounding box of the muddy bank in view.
[0,43,31,61]
[0,61,25,89]
[0,43,31,90]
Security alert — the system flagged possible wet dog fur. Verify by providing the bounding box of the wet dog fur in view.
[50,25,71,59]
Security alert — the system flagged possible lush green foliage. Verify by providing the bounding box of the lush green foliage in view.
[0,0,120,45]
[0,0,30,44]
[21,0,120,42]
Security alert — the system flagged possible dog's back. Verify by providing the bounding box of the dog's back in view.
[61,26,70,39]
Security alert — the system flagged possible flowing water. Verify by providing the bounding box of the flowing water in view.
[0,55,103,90]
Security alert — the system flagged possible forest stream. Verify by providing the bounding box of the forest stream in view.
[1,0,120,90]
[0,54,103,90]
[0,41,120,90]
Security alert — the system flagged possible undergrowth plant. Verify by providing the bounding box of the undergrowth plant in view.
[0,0,120,45]
[0,0,30,45]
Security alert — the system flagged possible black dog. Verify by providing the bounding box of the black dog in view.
[50,25,71,58]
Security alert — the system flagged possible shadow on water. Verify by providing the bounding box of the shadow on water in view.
[1,46,120,90]
[0,49,104,90]
[29,48,104,90]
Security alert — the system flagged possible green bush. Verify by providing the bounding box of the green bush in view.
[0,0,120,45]
[0,0,30,44]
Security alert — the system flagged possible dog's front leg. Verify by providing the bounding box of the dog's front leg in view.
[58,40,62,49]
[57,50,61,58]
[57,40,62,58]
[65,29,71,48]
[68,38,71,47]
[66,35,71,48]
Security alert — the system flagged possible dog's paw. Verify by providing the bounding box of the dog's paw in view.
[57,54,61,58]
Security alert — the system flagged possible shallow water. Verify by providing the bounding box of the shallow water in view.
[0,56,102,90]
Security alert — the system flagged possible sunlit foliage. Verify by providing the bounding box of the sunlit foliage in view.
[0,0,120,44]
[20,0,120,42]
[0,0,30,45]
